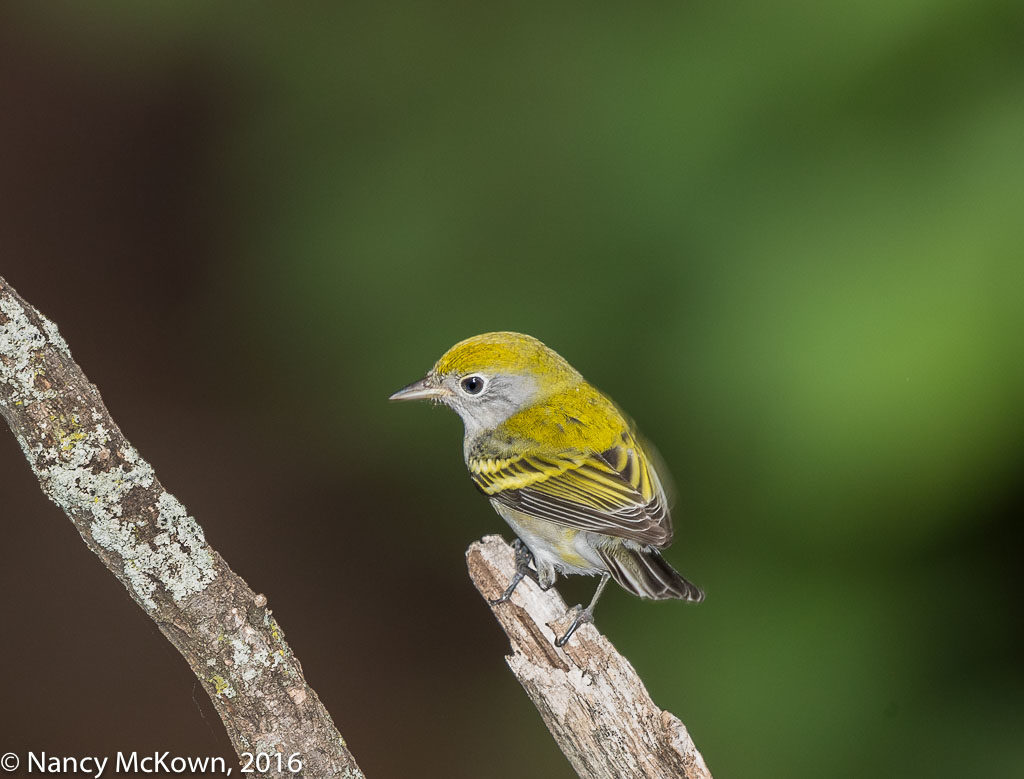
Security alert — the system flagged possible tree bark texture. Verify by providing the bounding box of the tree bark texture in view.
[0,276,363,778]
[467,535,712,779]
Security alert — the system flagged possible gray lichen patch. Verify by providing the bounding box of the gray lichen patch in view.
[87,484,218,610]
[0,294,58,406]
[42,429,157,604]
[40,316,71,356]
[38,423,151,511]
[34,415,217,610]
[227,624,275,686]
[231,637,271,684]
[154,492,218,602]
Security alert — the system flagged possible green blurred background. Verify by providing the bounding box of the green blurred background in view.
[2,3,1022,777]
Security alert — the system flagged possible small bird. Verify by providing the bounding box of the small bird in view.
[389,332,703,646]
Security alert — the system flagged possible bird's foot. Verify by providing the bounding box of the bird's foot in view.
[489,570,526,605]
[555,604,594,647]
[490,539,543,605]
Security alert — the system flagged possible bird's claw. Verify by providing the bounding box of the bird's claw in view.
[489,571,524,605]
[555,605,594,647]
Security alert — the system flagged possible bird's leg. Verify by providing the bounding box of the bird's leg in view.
[555,573,611,647]
[490,538,547,605]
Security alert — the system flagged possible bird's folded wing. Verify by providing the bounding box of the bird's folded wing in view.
[469,442,672,547]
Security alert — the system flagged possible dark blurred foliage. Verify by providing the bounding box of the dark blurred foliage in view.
[1,4,1022,777]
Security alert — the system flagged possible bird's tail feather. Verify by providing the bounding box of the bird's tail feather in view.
[599,546,704,601]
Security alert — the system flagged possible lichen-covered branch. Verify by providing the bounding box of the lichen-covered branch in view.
[0,276,363,779]
[467,535,712,779]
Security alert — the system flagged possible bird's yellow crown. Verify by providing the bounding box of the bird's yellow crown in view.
[433,331,581,385]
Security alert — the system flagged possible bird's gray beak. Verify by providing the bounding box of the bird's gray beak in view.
[388,376,444,402]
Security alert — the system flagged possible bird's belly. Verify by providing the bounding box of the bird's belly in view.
[490,500,606,580]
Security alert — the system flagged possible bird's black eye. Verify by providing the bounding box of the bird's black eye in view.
[460,375,485,395]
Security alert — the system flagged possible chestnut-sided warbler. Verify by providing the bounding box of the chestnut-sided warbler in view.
[390,332,703,646]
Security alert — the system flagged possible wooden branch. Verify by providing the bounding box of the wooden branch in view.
[467,535,712,779]
[0,276,363,779]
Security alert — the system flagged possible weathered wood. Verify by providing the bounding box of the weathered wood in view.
[467,535,712,779]
[0,276,363,779]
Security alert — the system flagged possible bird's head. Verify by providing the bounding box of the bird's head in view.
[389,331,581,436]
